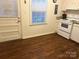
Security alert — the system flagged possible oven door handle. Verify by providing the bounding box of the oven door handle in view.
[68,24,72,25]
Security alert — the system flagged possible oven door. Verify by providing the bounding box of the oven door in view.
[58,22,72,33]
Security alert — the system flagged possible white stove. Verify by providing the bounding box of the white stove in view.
[57,19,73,39]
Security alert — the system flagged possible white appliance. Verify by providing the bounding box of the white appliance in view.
[57,19,73,39]
[71,21,79,43]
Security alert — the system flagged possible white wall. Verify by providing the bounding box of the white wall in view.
[20,0,62,39]
[61,0,79,10]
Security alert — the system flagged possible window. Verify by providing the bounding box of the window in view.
[31,0,48,25]
[0,0,18,17]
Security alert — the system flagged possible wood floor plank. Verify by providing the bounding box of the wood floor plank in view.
[0,33,79,59]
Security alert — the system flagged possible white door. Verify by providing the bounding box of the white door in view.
[0,0,21,42]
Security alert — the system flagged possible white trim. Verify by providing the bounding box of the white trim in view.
[22,32,55,39]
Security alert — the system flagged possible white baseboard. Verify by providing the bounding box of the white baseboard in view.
[22,32,55,39]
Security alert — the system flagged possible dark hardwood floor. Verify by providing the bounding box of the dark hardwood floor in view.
[0,33,79,59]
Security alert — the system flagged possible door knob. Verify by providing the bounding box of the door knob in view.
[16,20,20,23]
[24,0,26,4]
